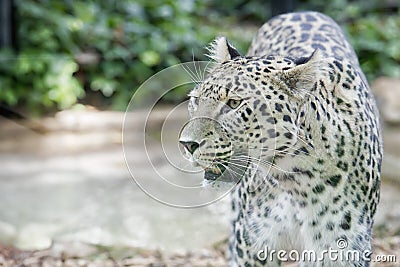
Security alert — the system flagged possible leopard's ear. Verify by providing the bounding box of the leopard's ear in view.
[280,49,325,96]
[207,37,241,63]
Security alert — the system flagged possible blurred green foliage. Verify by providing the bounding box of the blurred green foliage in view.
[348,16,400,80]
[0,0,399,113]
[302,0,400,81]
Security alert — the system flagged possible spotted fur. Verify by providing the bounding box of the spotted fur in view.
[179,11,382,266]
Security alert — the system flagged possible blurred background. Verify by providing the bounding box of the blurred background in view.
[0,0,399,266]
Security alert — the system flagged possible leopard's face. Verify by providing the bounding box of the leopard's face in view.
[179,55,311,182]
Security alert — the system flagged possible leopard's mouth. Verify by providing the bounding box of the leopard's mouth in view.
[204,164,226,181]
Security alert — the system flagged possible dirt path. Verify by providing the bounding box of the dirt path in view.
[0,107,399,266]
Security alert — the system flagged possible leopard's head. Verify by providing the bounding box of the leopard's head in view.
[179,37,323,183]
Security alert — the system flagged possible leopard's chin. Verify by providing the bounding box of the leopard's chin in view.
[203,162,245,184]
[201,156,248,183]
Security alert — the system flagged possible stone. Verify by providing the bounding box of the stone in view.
[50,241,97,259]
[15,223,58,250]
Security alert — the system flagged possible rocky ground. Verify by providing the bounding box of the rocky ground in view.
[1,77,400,266]
[0,241,227,267]
[0,237,399,266]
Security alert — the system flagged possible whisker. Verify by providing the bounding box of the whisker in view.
[218,161,246,176]
[215,164,243,181]
[193,50,204,83]
[192,49,199,82]
[228,157,277,191]
[218,159,249,178]
[182,63,201,84]
[218,158,249,169]
[201,60,214,81]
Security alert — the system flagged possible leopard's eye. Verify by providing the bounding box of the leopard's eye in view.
[227,99,242,109]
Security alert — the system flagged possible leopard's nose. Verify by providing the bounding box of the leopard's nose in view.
[180,141,200,155]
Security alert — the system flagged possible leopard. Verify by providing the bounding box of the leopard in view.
[179,11,382,266]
